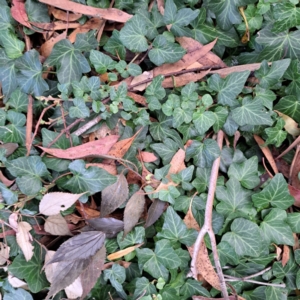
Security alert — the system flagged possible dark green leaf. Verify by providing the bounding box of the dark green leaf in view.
[287,213,300,233]
[273,3,300,33]
[0,29,24,59]
[90,50,116,74]
[274,95,300,123]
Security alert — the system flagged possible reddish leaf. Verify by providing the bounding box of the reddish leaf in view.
[144,199,166,228]
[11,0,32,29]
[39,135,119,159]
[282,245,290,267]
[123,192,145,236]
[289,185,300,207]
[86,162,117,175]
[138,151,158,163]
[100,173,129,217]
[0,143,18,157]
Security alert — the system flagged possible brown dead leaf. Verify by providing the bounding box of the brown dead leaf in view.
[290,146,300,189]
[129,71,153,91]
[0,242,10,265]
[40,32,67,58]
[107,129,141,158]
[233,131,241,149]
[0,170,15,187]
[85,162,117,175]
[107,243,143,260]
[49,6,82,21]
[30,21,81,31]
[103,260,131,270]
[282,245,290,267]
[40,192,86,216]
[184,207,221,291]
[127,169,141,185]
[16,222,34,261]
[11,0,32,29]
[193,296,245,300]
[39,135,119,159]
[8,213,18,231]
[253,135,278,174]
[127,91,148,106]
[68,18,104,43]
[273,244,282,260]
[44,214,72,236]
[65,277,83,299]
[288,185,300,207]
[65,214,83,224]
[123,192,145,237]
[100,173,129,217]
[144,199,166,228]
[276,158,290,178]
[76,203,100,219]
[138,151,158,163]
[40,0,132,22]
[275,110,300,137]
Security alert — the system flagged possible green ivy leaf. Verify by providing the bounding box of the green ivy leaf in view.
[0,5,15,31]
[61,160,117,202]
[0,49,18,100]
[6,89,28,112]
[252,174,294,210]
[287,213,300,233]
[151,138,179,165]
[119,15,148,53]
[3,288,34,300]
[45,39,90,85]
[149,35,185,66]
[0,29,25,59]
[103,30,126,60]
[205,0,257,30]
[6,156,50,195]
[216,241,239,267]
[284,60,300,96]
[69,98,90,118]
[133,277,157,298]
[117,226,145,249]
[254,86,276,110]
[90,50,116,74]
[0,182,18,204]
[191,8,239,47]
[212,106,228,132]
[193,110,216,135]
[222,218,262,257]
[231,98,273,126]
[41,128,79,149]
[216,178,254,217]
[15,50,49,96]
[156,206,197,245]
[8,244,49,293]
[255,59,291,89]
[127,63,142,76]
[25,0,50,23]
[265,286,289,300]
[186,139,220,168]
[273,3,300,33]
[274,95,300,123]
[74,31,98,52]
[228,156,260,189]
[208,71,250,106]
[260,208,294,246]
[180,279,210,298]
[136,239,181,281]
[265,118,287,147]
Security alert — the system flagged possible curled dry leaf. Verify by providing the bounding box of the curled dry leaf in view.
[275,110,300,137]
[184,206,221,291]
[16,222,34,262]
[44,214,72,236]
[107,243,143,261]
[144,199,166,228]
[123,192,145,237]
[0,170,15,187]
[100,173,129,217]
[39,192,86,216]
[127,92,147,106]
[39,135,119,159]
[76,203,100,219]
[87,217,124,238]
[40,32,67,58]
[8,213,18,231]
[289,185,300,207]
[49,7,82,21]
[0,243,10,265]
[289,146,300,190]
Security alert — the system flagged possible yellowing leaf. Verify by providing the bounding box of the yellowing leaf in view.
[39,192,86,216]
[100,173,129,217]
[123,192,145,237]
[107,243,143,260]
[275,110,300,137]
[16,222,34,262]
[44,214,72,236]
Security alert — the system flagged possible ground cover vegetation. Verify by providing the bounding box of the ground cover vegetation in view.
[1,0,300,299]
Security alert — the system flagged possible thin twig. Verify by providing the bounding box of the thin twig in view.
[289,144,300,185]
[275,134,300,160]
[224,266,271,281]
[72,115,101,136]
[190,130,228,299]
[26,95,34,156]
[225,278,286,288]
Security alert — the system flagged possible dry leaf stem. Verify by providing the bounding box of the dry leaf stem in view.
[73,115,101,136]
[190,130,229,299]
[25,95,34,156]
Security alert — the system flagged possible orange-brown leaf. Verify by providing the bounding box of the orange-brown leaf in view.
[282,245,290,267]
[138,151,158,163]
[49,7,82,21]
[85,162,117,175]
[76,203,100,219]
[39,135,119,159]
[40,32,67,58]
[11,0,32,29]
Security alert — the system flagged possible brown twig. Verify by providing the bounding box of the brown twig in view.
[190,130,228,299]
[289,144,300,184]
[72,115,101,136]
[275,134,300,160]
[26,95,34,156]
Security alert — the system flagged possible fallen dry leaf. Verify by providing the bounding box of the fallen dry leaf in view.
[138,151,158,163]
[76,203,100,219]
[8,213,18,231]
[282,245,290,267]
[16,222,34,261]
[0,243,10,265]
[0,170,15,187]
[184,206,221,291]
[40,192,86,216]
[85,162,117,175]
[273,243,282,260]
[40,32,67,58]
[103,260,131,270]
[11,0,32,29]
[40,0,132,23]
[49,6,82,21]
[253,135,278,174]
[100,173,129,217]
[123,192,145,237]
[44,214,72,236]
[65,276,83,299]
[127,92,148,106]
[107,243,143,261]
[275,110,300,137]
[144,199,166,228]
[8,274,27,288]
[0,143,18,157]
[39,135,119,159]
[30,21,81,31]
[288,185,300,207]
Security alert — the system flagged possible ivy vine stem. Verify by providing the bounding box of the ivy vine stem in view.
[190,130,229,299]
